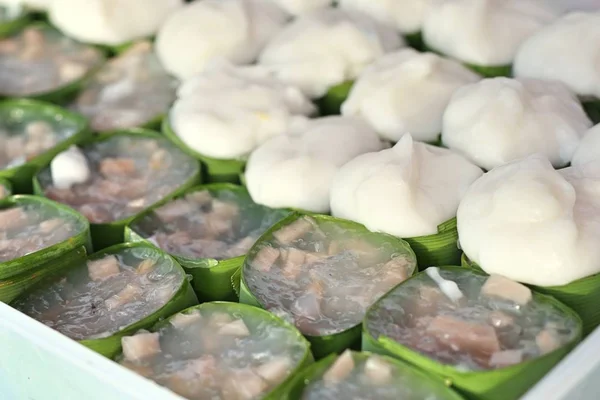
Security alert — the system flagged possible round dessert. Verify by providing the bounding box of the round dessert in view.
[441,78,592,170]
[341,49,480,143]
[13,245,192,342]
[245,116,383,213]
[156,0,288,80]
[257,8,404,98]
[117,302,311,400]
[73,41,177,132]
[295,350,464,400]
[38,133,199,225]
[365,267,580,370]
[0,25,104,98]
[242,214,416,353]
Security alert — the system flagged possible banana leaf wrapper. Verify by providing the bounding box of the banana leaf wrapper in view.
[404,217,461,269]
[125,183,290,302]
[239,212,417,359]
[461,254,600,336]
[362,266,583,400]
[162,118,245,184]
[130,301,314,398]
[282,350,465,400]
[314,81,353,116]
[33,128,202,251]
[583,99,600,124]
[0,99,91,193]
[0,23,107,104]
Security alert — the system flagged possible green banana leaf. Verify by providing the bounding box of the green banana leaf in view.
[0,23,106,104]
[362,266,583,400]
[0,178,12,198]
[315,81,354,116]
[461,253,600,336]
[0,99,91,193]
[125,183,290,301]
[33,128,202,250]
[404,217,461,268]
[0,194,91,302]
[120,301,314,399]
[12,242,199,359]
[162,118,246,184]
[0,8,29,38]
[282,350,465,400]
[422,44,510,77]
[239,212,418,359]
[404,31,425,51]
[583,99,600,124]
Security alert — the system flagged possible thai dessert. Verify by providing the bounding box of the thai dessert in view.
[513,12,600,102]
[266,0,331,15]
[38,134,199,224]
[442,78,592,170]
[0,198,85,264]
[256,8,404,98]
[73,41,177,132]
[0,25,104,97]
[129,187,288,261]
[49,0,183,46]
[169,61,315,161]
[572,124,600,166]
[297,350,463,400]
[156,0,288,80]
[330,135,483,238]
[365,267,581,371]
[13,245,191,341]
[457,155,600,287]
[243,215,417,338]
[422,0,558,73]
[117,302,311,400]
[0,101,87,172]
[341,49,480,143]
[245,116,383,213]
[338,0,439,36]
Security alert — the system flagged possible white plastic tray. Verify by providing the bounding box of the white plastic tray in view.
[0,300,598,400]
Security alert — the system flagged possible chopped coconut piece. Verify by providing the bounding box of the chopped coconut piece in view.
[323,350,355,384]
[364,355,393,384]
[87,255,120,281]
[218,319,251,337]
[481,275,532,305]
[255,356,291,384]
[489,350,523,368]
[170,311,202,329]
[253,246,280,272]
[122,332,161,362]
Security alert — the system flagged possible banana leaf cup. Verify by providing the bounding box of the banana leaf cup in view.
[0,99,90,193]
[33,128,202,250]
[115,301,313,400]
[363,266,583,400]
[162,117,245,184]
[0,5,29,38]
[239,213,418,359]
[0,194,91,303]
[125,183,290,302]
[461,254,600,337]
[0,178,12,199]
[0,23,106,104]
[583,99,600,124]
[282,350,465,400]
[403,217,461,268]
[11,242,199,359]
[314,81,354,116]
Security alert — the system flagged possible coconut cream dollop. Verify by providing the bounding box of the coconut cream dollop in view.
[245,116,383,213]
[458,155,600,286]
[342,49,480,143]
[442,77,592,170]
[330,134,483,238]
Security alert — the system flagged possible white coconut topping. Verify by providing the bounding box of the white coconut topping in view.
[245,116,383,213]
[330,135,483,238]
[170,61,315,160]
[266,0,331,15]
[422,0,558,66]
[458,154,600,286]
[572,124,600,167]
[257,8,404,98]
[49,0,183,46]
[156,0,288,80]
[342,49,480,143]
[442,77,592,171]
[513,12,600,99]
[338,0,441,34]
[50,146,91,190]
[425,267,465,303]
